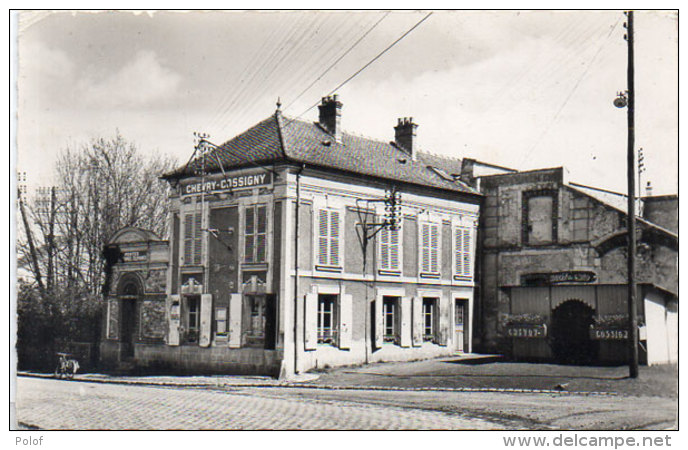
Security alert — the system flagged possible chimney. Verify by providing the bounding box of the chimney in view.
[394,117,418,157]
[318,95,342,143]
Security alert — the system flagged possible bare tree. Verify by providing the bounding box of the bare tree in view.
[16,133,177,370]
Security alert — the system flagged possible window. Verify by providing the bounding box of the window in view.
[244,205,267,263]
[453,226,473,279]
[317,209,341,268]
[379,225,401,272]
[317,294,338,344]
[183,211,203,265]
[523,190,558,245]
[423,298,437,341]
[185,295,200,343]
[420,222,440,275]
[383,296,400,343]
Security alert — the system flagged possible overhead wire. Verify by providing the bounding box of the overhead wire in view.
[283,11,434,129]
[283,11,391,112]
[517,14,623,167]
[207,14,298,131]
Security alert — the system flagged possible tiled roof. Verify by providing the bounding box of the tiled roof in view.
[166,111,479,196]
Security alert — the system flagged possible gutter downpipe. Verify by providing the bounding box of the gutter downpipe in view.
[294,163,306,375]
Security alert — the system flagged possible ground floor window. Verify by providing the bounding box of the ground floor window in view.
[383,296,400,343]
[423,297,438,341]
[185,295,200,343]
[317,294,338,344]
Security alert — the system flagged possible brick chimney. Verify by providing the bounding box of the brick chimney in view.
[394,117,418,157]
[318,95,342,143]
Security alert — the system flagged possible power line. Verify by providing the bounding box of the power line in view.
[283,11,390,112]
[518,14,622,166]
[284,11,433,128]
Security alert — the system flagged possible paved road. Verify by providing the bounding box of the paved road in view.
[15,377,503,430]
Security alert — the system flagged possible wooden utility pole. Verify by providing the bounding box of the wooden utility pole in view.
[625,10,639,379]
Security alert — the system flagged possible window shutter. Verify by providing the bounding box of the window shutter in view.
[400,296,412,348]
[199,294,212,347]
[374,295,383,348]
[462,228,471,276]
[390,228,400,271]
[380,227,389,270]
[318,210,329,265]
[438,295,449,346]
[244,207,255,263]
[194,212,203,265]
[183,214,193,264]
[421,223,430,273]
[430,224,439,274]
[168,294,181,346]
[329,210,340,266]
[338,294,352,350]
[257,206,267,262]
[454,227,462,276]
[304,293,318,350]
[412,296,423,346]
[228,293,242,348]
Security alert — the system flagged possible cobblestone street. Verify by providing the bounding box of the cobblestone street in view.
[15,377,503,430]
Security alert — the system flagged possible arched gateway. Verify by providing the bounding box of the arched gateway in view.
[550,299,598,365]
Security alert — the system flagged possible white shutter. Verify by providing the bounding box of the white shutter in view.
[228,293,242,348]
[199,294,212,347]
[421,223,430,273]
[430,224,439,274]
[338,294,353,350]
[462,228,472,276]
[380,227,389,270]
[454,227,462,276]
[438,295,449,346]
[318,210,329,265]
[329,210,340,266]
[390,228,400,271]
[412,296,423,346]
[374,295,383,348]
[304,293,318,350]
[194,212,203,265]
[168,294,181,346]
[400,296,412,348]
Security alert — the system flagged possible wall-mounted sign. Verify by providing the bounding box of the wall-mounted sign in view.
[181,172,271,196]
[521,271,597,286]
[122,250,147,262]
[505,324,547,338]
[590,328,629,340]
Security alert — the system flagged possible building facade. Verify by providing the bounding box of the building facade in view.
[100,97,482,376]
[468,165,677,365]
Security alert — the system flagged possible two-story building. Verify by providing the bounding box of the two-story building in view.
[464,163,677,366]
[100,96,482,377]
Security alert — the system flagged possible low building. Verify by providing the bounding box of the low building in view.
[466,164,677,365]
[100,96,482,376]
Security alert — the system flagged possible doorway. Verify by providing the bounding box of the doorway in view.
[119,280,140,360]
[454,299,468,353]
[551,300,598,365]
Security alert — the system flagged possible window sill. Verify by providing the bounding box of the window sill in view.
[315,265,343,273]
[453,275,473,281]
[242,262,269,271]
[378,270,402,277]
[419,272,441,279]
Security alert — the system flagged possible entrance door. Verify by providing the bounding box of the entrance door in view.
[119,280,140,360]
[454,299,468,353]
[120,298,136,359]
[551,300,598,365]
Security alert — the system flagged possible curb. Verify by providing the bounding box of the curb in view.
[18,372,617,396]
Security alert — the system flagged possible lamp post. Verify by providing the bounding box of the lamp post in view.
[614,10,639,379]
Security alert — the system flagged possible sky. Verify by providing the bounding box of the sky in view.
[15,10,678,195]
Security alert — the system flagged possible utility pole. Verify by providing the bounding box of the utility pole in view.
[625,10,639,379]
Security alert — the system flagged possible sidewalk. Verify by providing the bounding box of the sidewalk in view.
[17,354,678,398]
